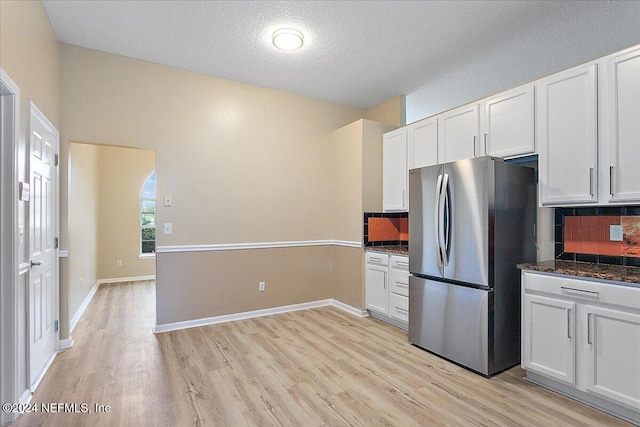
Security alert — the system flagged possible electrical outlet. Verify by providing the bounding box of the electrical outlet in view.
[259,281,265,292]
[117,259,122,267]
[610,225,623,242]
[164,223,173,235]
[164,195,172,207]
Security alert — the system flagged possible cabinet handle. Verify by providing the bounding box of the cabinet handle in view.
[370,257,383,263]
[560,286,599,298]
[587,313,592,345]
[484,133,488,155]
[402,189,406,207]
[610,166,614,196]
[567,308,571,339]
[589,168,594,197]
[473,136,477,157]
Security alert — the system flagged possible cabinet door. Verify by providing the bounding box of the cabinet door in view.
[483,85,535,158]
[537,64,598,205]
[408,117,438,169]
[523,294,576,385]
[438,103,480,164]
[365,265,388,315]
[585,306,640,410]
[603,47,640,203]
[383,128,408,211]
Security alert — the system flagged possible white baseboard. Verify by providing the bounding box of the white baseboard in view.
[59,336,74,351]
[153,298,366,333]
[331,299,369,317]
[69,282,99,333]
[97,275,156,285]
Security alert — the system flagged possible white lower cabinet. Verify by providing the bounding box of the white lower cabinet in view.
[585,306,640,410]
[365,252,409,329]
[522,271,640,423]
[523,294,576,385]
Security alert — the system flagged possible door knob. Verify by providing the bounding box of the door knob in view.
[30,260,42,268]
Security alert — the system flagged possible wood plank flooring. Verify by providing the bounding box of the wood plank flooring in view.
[13,281,633,426]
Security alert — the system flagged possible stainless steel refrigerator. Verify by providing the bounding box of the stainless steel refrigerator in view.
[409,156,535,376]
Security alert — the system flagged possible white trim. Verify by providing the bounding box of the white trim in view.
[19,389,31,405]
[153,298,366,334]
[156,240,362,253]
[18,263,29,276]
[69,282,99,333]
[0,67,20,426]
[58,250,69,258]
[138,253,155,260]
[96,275,156,285]
[331,299,369,317]
[58,337,74,351]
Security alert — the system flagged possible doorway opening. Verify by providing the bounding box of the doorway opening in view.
[67,143,156,337]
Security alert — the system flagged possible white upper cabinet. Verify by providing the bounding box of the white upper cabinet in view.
[438,103,480,164]
[408,117,438,170]
[383,128,408,211]
[600,46,640,203]
[537,64,598,206]
[482,85,535,158]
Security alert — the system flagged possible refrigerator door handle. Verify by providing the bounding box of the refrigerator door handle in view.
[435,173,444,269]
[438,173,448,269]
[442,173,451,267]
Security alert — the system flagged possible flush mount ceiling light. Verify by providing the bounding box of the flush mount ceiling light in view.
[272,28,304,51]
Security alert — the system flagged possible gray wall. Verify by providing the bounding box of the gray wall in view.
[406,1,640,123]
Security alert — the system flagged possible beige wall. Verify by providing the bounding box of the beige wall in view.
[331,121,364,243]
[365,96,405,128]
[68,143,100,319]
[329,119,394,310]
[59,44,366,327]
[97,145,156,280]
[157,247,332,324]
[0,0,60,405]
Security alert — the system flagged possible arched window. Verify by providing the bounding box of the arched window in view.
[141,172,156,255]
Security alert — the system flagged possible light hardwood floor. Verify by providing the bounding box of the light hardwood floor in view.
[13,281,632,426]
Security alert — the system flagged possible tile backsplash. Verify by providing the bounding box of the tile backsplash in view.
[364,212,408,246]
[555,207,640,267]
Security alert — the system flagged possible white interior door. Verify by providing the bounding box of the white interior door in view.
[28,102,58,389]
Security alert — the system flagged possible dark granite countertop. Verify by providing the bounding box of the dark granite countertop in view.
[365,245,409,256]
[518,260,640,285]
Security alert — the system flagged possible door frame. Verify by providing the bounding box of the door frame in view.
[0,68,20,424]
[27,100,60,391]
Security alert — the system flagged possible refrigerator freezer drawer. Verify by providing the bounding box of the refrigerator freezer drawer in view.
[409,275,490,375]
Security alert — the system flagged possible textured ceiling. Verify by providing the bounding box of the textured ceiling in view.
[41,1,611,109]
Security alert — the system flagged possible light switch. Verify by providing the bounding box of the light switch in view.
[164,195,172,207]
[610,225,623,242]
[163,223,173,235]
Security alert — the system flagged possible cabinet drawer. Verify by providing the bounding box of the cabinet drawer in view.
[390,255,409,271]
[523,271,640,310]
[389,269,409,297]
[390,294,409,322]
[366,252,389,267]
